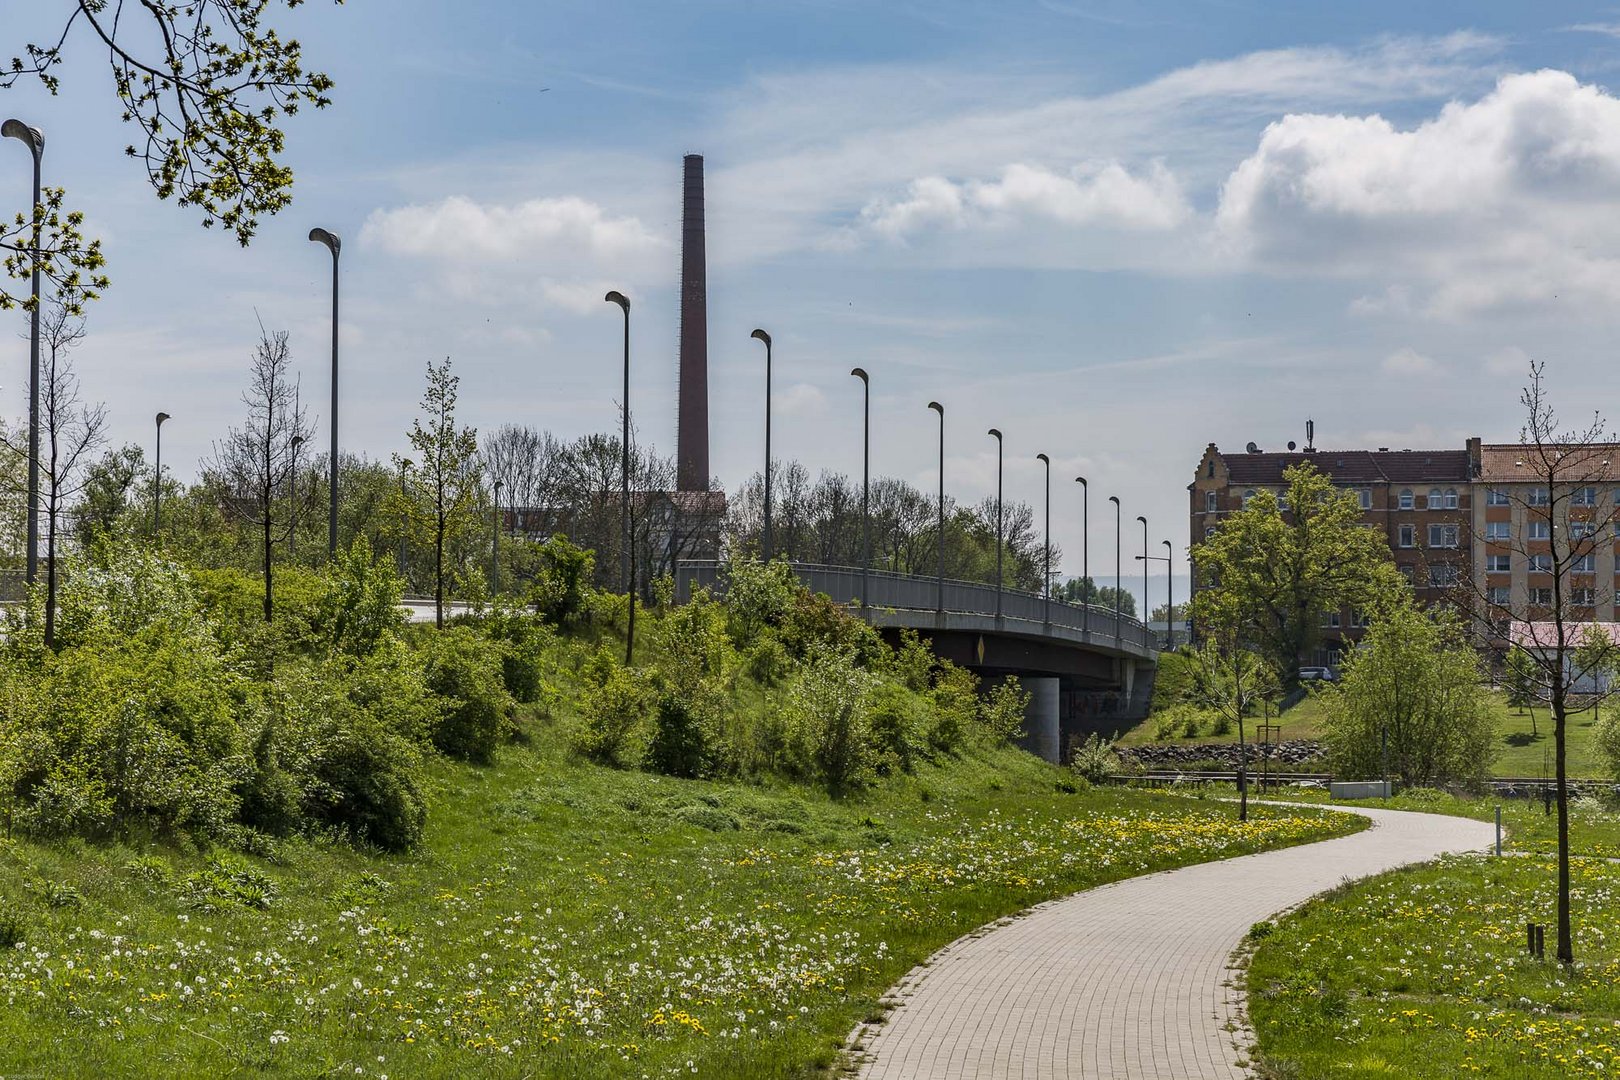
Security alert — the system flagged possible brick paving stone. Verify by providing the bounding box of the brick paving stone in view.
[851,805,1494,1079]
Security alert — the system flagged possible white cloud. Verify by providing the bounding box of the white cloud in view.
[362,195,664,263]
[1382,347,1441,376]
[776,383,828,418]
[1216,70,1620,316]
[860,161,1189,240]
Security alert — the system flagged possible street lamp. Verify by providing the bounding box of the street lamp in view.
[751,328,773,560]
[1037,453,1051,626]
[605,290,634,663]
[1075,476,1088,618]
[1163,539,1174,647]
[989,428,1003,620]
[307,227,341,559]
[492,478,503,595]
[1109,496,1122,645]
[397,458,412,583]
[1137,515,1149,640]
[153,412,170,535]
[1135,539,1175,649]
[851,367,870,613]
[928,401,945,615]
[4,119,43,584]
[290,433,304,557]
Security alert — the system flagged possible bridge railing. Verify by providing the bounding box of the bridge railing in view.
[676,560,1159,652]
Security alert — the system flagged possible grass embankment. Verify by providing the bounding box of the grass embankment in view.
[0,728,1361,1079]
[1248,854,1620,1079]
[1118,690,1611,779]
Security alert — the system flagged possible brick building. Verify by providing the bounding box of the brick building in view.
[1189,442,1473,665]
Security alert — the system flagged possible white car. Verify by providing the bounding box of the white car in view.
[1298,666,1336,682]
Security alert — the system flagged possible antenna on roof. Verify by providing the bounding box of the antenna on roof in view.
[1246,441,1260,454]
[1305,418,1315,452]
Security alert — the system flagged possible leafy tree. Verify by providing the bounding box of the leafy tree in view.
[205,325,310,622]
[6,1,340,249]
[1056,576,1137,617]
[1150,602,1184,625]
[1191,462,1403,691]
[1187,638,1278,821]
[397,359,481,628]
[1320,603,1493,789]
[71,443,147,549]
[1504,645,1539,736]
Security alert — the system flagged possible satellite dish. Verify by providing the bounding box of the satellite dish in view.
[1246,441,1260,454]
[1287,441,1297,451]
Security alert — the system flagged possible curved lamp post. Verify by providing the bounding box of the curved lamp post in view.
[928,401,945,615]
[605,290,634,663]
[1136,515,1149,640]
[153,412,170,534]
[5,119,43,584]
[1075,476,1089,623]
[307,227,341,559]
[1109,496,1122,645]
[290,433,304,557]
[397,458,412,582]
[492,478,503,595]
[851,367,870,613]
[1037,453,1051,625]
[1163,539,1175,647]
[988,428,1003,619]
[751,328,773,560]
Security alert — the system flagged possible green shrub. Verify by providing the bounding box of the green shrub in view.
[421,627,515,764]
[884,629,935,692]
[743,634,792,686]
[1070,734,1120,784]
[236,710,302,837]
[304,712,428,852]
[778,645,878,795]
[645,681,722,779]
[1209,711,1233,736]
[319,536,406,657]
[779,588,882,664]
[869,681,927,772]
[979,677,1029,744]
[571,651,651,767]
[721,557,798,643]
[928,662,978,755]
[484,600,555,704]
[531,534,596,627]
[1150,648,1197,711]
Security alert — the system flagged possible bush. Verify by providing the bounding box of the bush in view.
[884,629,935,693]
[421,627,515,764]
[743,633,792,686]
[531,535,595,626]
[304,712,428,852]
[928,662,978,756]
[484,600,555,704]
[645,680,722,779]
[980,677,1029,744]
[1070,734,1120,784]
[1597,710,1620,783]
[571,649,651,767]
[778,645,878,794]
[721,557,799,643]
[319,537,406,657]
[869,681,927,772]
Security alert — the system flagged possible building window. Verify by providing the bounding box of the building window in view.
[1531,587,1554,606]
[1487,488,1510,506]
[1205,490,1217,513]
[1427,487,1443,509]
[1529,487,1550,506]
[1276,489,1289,511]
[1321,611,1341,628]
[1358,488,1372,510]
[1398,564,1415,584]
[1574,587,1597,606]
[1397,524,1416,548]
[1529,520,1550,540]
[1350,611,1371,628]
[1487,586,1511,606]
[1428,564,1460,587]
[1574,554,1596,574]
[1427,524,1460,548]
[1572,521,1595,540]
[1444,487,1459,509]
[1206,460,1215,479]
[1205,526,1216,539]
[1399,488,1414,510]
[1487,554,1512,573]
[1242,488,1256,507]
[1530,554,1553,573]
[1574,487,1597,507]
[1485,521,1510,541]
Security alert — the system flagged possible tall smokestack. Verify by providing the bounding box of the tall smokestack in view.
[677,154,709,492]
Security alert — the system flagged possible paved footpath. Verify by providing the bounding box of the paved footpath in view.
[851,805,1495,1079]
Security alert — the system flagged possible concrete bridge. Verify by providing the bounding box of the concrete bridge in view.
[675,561,1160,763]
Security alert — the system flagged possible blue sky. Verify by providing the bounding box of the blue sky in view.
[10,1,1620,610]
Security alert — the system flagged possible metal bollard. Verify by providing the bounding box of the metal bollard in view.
[1536,924,1546,959]
[1495,806,1502,856]
[1527,922,1536,957]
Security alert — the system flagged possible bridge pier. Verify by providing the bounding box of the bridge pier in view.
[1018,676,1061,764]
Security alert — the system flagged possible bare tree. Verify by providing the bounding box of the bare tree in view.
[1460,362,1620,965]
[483,424,546,512]
[4,300,105,647]
[207,326,310,622]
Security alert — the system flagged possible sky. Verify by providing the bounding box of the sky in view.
[9,1,1620,612]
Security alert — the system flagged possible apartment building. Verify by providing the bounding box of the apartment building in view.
[1189,441,1473,662]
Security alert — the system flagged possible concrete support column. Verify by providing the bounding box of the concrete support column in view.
[1015,676,1061,763]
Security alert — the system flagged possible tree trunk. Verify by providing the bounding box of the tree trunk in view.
[44,483,57,651]
[435,518,445,630]
[1554,690,1572,963]
[1237,713,1248,822]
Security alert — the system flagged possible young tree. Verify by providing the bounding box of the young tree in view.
[34,302,104,647]
[398,359,481,628]
[1191,462,1404,692]
[1187,637,1278,821]
[206,326,309,622]
[1471,362,1620,965]
[1504,645,1539,736]
[6,1,340,252]
[1319,603,1493,789]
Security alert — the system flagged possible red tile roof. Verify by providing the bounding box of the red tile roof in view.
[1220,449,1471,485]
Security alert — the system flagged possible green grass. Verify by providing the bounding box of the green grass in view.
[1247,853,1620,1079]
[0,720,1362,1079]
[1120,690,1616,779]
